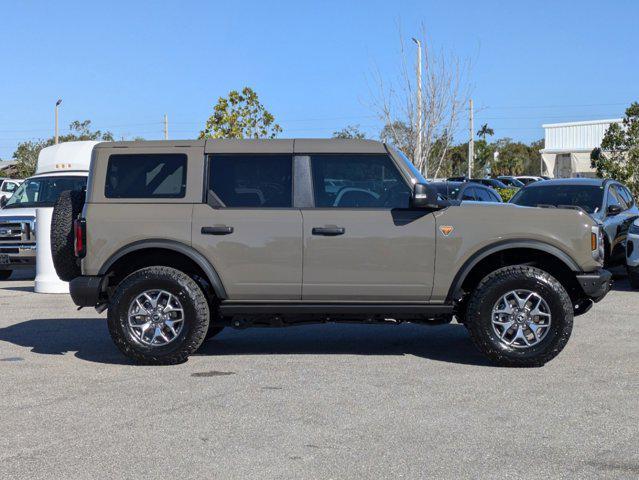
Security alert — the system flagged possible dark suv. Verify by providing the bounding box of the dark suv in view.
[510,178,639,266]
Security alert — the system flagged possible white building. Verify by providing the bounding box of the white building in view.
[540,118,621,178]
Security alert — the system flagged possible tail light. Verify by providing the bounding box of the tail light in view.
[591,225,604,263]
[74,218,86,258]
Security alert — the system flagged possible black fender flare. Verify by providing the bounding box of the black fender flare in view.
[447,240,580,301]
[98,239,228,300]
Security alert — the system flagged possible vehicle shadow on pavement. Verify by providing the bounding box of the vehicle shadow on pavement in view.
[198,323,493,367]
[0,318,492,366]
[0,318,131,365]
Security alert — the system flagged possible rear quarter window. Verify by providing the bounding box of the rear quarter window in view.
[105,154,187,198]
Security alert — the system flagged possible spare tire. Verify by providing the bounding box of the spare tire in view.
[51,189,85,282]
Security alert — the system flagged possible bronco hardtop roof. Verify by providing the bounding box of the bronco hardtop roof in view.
[95,138,387,154]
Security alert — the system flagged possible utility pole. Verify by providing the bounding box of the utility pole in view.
[468,98,474,178]
[412,37,423,176]
[54,99,62,144]
[164,114,169,140]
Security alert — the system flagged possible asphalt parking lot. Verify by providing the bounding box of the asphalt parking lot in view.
[0,269,637,480]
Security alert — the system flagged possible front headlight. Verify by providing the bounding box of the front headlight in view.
[591,225,605,262]
[629,220,639,236]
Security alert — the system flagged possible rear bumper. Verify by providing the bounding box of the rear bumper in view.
[576,269,612,302]
[69,275,106,307]
[0,244,36,270]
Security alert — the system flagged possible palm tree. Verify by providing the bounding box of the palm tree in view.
[477,123,494,141]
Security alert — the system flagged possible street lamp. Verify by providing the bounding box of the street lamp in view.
[412,37,423,175]
[55,99,62,144]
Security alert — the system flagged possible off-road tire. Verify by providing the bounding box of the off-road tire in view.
[107,266,210,365]
[465,265,573,367]
[0,270,12,280]
[627,265,639,289]
[51,189,85,282]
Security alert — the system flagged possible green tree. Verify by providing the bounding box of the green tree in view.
[199,87,282,139]
[591,102,639,195]
[476,123,494,141]
[333,125,366,139]
[380,121,414,158]
[490,138,543,176]
[12,120,113,178]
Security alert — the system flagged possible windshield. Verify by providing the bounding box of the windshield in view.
[510,184,604,214]
[392,148,427,184]
[4,176,86,209]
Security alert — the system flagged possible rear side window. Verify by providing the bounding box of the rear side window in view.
[105,154,187,198]
[208,155,293,208]
[474,188,493,202]
[461,188,475,201]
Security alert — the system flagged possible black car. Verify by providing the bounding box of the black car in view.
[469,178,509,189]
[446,177,510,189]
[510,178,639,266]
[431,181,503,203]
[496,176,525,188]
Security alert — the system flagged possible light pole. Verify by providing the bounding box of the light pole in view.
[412,37,423,176]
[54,99,62,144]
[468,98,474,178]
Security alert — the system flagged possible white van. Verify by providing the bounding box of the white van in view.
[0,141,99,280]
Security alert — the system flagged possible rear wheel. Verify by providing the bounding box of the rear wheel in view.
[0,270,12,280]
[465,265,573,367]
[107,266,210,365]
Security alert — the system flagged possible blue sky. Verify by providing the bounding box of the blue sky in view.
[1,0,637,159]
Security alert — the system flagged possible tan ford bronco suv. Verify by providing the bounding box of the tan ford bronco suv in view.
[50,139,611,366]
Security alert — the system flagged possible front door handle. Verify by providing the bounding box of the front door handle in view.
[312,226,345,236]
[201,226,234,235]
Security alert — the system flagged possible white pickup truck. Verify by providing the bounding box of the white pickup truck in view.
[0,141,98,280]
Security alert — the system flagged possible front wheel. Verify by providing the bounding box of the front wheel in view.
[107,266,210,365]
[0,270,12,280]
[465,266,573,367]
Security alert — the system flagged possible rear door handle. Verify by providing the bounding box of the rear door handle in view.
[312,226,345,236]
[201,226,234,235]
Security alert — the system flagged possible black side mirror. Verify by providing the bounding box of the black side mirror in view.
[607,204,622,216]
[411,183,440,209]
[0,196,6,209]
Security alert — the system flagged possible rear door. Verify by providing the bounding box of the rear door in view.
[300,152,436,301]
[192,142,303,300]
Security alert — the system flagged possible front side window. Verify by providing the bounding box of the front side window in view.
[105,154,187,199]
[4,176,86,209]
[208,154,292,208]
[615,185,634,209]
[607,186,626,210]
[311,154,411,208]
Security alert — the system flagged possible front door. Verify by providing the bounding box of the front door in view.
[192,152,302,301]
[301,153,436,301]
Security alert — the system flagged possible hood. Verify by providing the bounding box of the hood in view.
[0,207,36,221]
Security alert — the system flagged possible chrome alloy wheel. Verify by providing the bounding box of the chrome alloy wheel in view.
[491,289,552,349]
[127,290,185,346]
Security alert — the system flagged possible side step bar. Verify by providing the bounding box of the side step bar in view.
[218,303,453,316]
